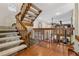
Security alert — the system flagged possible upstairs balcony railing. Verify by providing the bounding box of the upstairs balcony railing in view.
[31,27,74,44]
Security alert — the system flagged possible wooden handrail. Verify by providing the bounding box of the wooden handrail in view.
[33,28,74,30]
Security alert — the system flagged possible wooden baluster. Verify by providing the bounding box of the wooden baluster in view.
[43,30,44,41]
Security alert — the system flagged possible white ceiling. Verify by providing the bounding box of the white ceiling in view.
[34,3,74,24]
[0,3,74,26]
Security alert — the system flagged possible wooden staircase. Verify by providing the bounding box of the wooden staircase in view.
[15,3,42,46]
[0,3,41,56]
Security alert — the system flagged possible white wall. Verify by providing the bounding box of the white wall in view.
[0,3,21,26]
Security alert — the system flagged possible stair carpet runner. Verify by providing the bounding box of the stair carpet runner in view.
[0,26,27,56]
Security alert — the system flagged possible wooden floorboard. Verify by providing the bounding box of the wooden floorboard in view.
[16,41,68,56]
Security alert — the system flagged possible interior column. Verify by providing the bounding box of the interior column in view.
[72,3,79,53]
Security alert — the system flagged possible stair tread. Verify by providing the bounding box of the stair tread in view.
[0,26,14,29]
[0,29,17,32]
[0,40,24,49]
[0,36,21,39]
[0,44,27,56]
[0,36,21,41]
[0,32,19,35]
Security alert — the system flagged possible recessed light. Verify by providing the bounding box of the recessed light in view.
[56,12,61,16]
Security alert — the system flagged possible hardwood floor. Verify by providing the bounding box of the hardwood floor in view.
[16,41,68,56]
